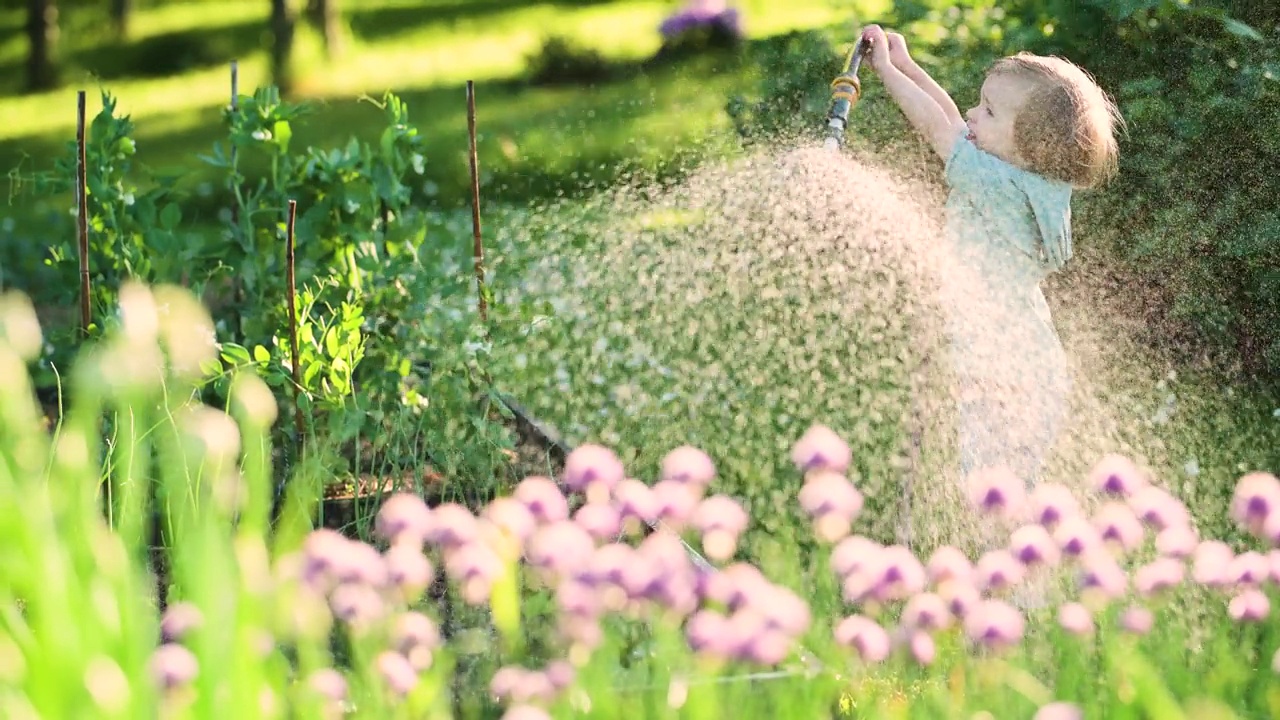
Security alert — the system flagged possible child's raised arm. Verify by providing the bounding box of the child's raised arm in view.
[886,33,965,128]
[861,26,966,160]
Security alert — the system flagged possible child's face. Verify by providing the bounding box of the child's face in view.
[964,72,1034,164]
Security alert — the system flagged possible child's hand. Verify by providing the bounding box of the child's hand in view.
[858,24,891,73]
[885,31,912,68]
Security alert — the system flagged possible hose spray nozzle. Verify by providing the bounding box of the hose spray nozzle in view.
[825,34,873,150]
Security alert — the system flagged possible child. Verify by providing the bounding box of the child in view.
[858,25,1122,488]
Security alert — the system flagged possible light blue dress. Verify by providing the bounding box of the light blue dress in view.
[940,133,1074,487]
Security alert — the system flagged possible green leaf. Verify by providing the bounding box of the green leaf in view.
[324,326,340,358]
[159,202,182,231]
[253,344,271,363]
[220,343,252,365]
[273,120,293,152]
[1222,17,1263,41]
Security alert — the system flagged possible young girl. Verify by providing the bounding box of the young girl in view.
[858,25,1123,488]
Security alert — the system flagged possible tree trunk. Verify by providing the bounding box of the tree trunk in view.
[270,0,296,96]
[110,0,131,40]
[306,0,343,59]
[26,0,58,92]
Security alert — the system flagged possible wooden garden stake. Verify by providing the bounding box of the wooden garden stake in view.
[76,90,91,337]
[466,80,488,324]
[285,199,305,450]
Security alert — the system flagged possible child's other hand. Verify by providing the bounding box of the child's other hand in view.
[885,31,912,68]
[858,24,891,72]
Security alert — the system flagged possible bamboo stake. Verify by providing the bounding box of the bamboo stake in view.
[76,90,91,337]
[466,80,488,324]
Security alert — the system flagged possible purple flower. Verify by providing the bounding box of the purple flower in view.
[963,600,1025,648]
[556,580,602,620]
[574,501,622,542]
[1228,588,1270,623]
[1134,557,1184,597]
[425,503,481,550]
[926,545,973,587]
[527,520,595,581]
[149,643,198,690]
[685,610,737,659]
[563,444,626,495]
[756,584,812,637]
[444,542,505,604]
[1127,485,1190,531]
[834,615,891,663]
[375,493,433,547]
[939,580,981,619]
[1056,602,1094,636]
[392,611,441,656]
[1078,551,1128,602]
[1028,483,1080,528]
[1034,702,1084,720]
[790,424,851,474]
[330,583,386,631]
[513,476,570,525]
[1270,550,1280,584]
[1009,524,1061,568]
[544,660,575,690]
[901,592,952,631]
[1230,472,1280,536]
[975,549,1025,593]
[660,445,716,486]
[746,629,792,666]
[584,542,634,589]
[376,651,418,696]
[301,529,356,590]
[702,562,770,612]
[831,536,882,579]
[160,602,203,643]
[1093,501,1146,555]
[1119,605,1153,635]
[966,466,1026,518]
[1089,453,1147,498]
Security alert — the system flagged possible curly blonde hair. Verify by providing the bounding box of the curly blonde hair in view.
[989,52,1124,189]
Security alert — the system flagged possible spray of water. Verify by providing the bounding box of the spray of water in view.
[487,130,1186,566]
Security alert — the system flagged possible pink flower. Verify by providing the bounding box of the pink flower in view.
[1127,485,1190,531]
[1119,605,1153,635]
[834,615,891,662]
[1034,702,1083,720]
[926,545,973,587]
[376,651,418,696]
[483,497,537,544]
[975,549,1025,593]
[938,580,981,619]
[503,706,552,720]
[651,479,702,530]
[900,592,952,631]
[1078,551,1128,602]
[1053,516,1102,559]
[513,476,570,525]
[426,503,481,550]
[384,543,434,602]
[867,545,926,602]
[1056,602,1094,636]
[573,502,622,542]
[308,668,347,703]
[150,643,199,690]
[1009,524,1061,568]
[1093,501,1146,555]
[1270,550,1280,584]
[1192,540,1235,587]
[756,584,812,638]
[791,424,852,474]
[660,446,716,486]
[830,536,882,579]
[966,466,1026,518]
[612,478,660,527]
[798,471,864,542]
[963,600,1025,648]
[375,493,434,548]
[444,543,504,604]
[526,521,595,581]
[1230,471,1280,536]
[692,495,749,562]
[685,610,737,659]
[1028,483,1080,528]
[1230,551,1270,586]
[563,444,626,494]
[1089,453,1147,497]
[908,630,936,666]
[160,602,203,643]
[1228,588,1270,623]
[1155,524,1198,558]
[1134,557,1184,597]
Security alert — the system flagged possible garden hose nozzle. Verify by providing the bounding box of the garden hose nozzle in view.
[825,35,872,150]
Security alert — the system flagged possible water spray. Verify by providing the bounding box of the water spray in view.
[823,33,872,151]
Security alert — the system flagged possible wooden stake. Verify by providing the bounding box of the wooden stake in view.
[466,80,488,324]
[76,90,91,337]
[285,199,305,450]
